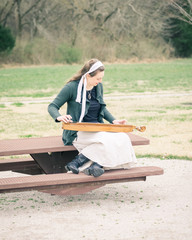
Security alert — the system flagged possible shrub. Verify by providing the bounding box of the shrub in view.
[4,38,56,64]
[169,19,192,57]
[55,44,81,64]
[0,25,15,53]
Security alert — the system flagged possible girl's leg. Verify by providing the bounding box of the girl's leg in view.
[65,153,90,174]
[84,162,104,177]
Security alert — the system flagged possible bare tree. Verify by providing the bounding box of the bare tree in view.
[0,0,177,61]
[0,0,15,27]
[14,0,43,38]
[168,0,192,25]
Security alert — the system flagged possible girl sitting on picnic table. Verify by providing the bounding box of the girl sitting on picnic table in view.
[48,59,137,177]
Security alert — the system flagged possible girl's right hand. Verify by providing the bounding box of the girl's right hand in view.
[57,115,73,123]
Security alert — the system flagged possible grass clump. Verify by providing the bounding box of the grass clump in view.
[11,102,24,107]
[0,104,6,108]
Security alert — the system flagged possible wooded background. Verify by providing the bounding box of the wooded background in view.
[0,0,192,64]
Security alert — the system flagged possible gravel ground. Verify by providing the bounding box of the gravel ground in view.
[0,158,191,240]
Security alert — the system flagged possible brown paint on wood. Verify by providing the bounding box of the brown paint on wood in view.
[0,166,163,194]
[0,134,149,156]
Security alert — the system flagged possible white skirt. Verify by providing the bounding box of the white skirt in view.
[73,131,137,170]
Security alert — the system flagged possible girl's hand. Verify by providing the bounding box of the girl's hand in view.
[112,119,127,125]
[57,115,73,123]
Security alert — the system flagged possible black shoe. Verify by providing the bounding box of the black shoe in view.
[65,154,90,174]
[84,162,104,177]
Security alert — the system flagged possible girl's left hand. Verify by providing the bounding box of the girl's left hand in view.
[112,119,127,125]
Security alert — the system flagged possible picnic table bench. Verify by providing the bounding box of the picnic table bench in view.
[0,133,163,195]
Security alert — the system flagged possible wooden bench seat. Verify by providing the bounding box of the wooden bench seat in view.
[0,158,42,175]
[0,166,163,195]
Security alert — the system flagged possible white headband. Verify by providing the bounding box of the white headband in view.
[76,61,104,122]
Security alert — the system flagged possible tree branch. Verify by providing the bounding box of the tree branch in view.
[0,1,16,26]
[21,0,41,20]
[170,0,192,24]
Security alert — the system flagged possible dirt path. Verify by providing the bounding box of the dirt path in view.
[0,158,191,240]
[1,91,192,105]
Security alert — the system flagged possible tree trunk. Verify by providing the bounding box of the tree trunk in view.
[15,0,22,38]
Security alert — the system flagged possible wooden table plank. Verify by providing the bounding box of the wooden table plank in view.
[0,134,149,156]
[0,136,74,156]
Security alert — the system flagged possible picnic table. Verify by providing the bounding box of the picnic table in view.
[0,133,163,195]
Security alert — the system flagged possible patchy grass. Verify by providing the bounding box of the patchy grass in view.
[106,94,192,159]
[19,134,39,138]
[0,94,191,160]
[137,154,192,161]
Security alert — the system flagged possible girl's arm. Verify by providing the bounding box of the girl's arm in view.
[48,84,71,122]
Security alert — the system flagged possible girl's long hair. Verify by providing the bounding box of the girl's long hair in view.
[68,59,104,82]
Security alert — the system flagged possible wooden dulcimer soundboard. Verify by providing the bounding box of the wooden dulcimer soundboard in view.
[62,122,146,133]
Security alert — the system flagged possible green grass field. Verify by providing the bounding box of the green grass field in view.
[0,59,192,98]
